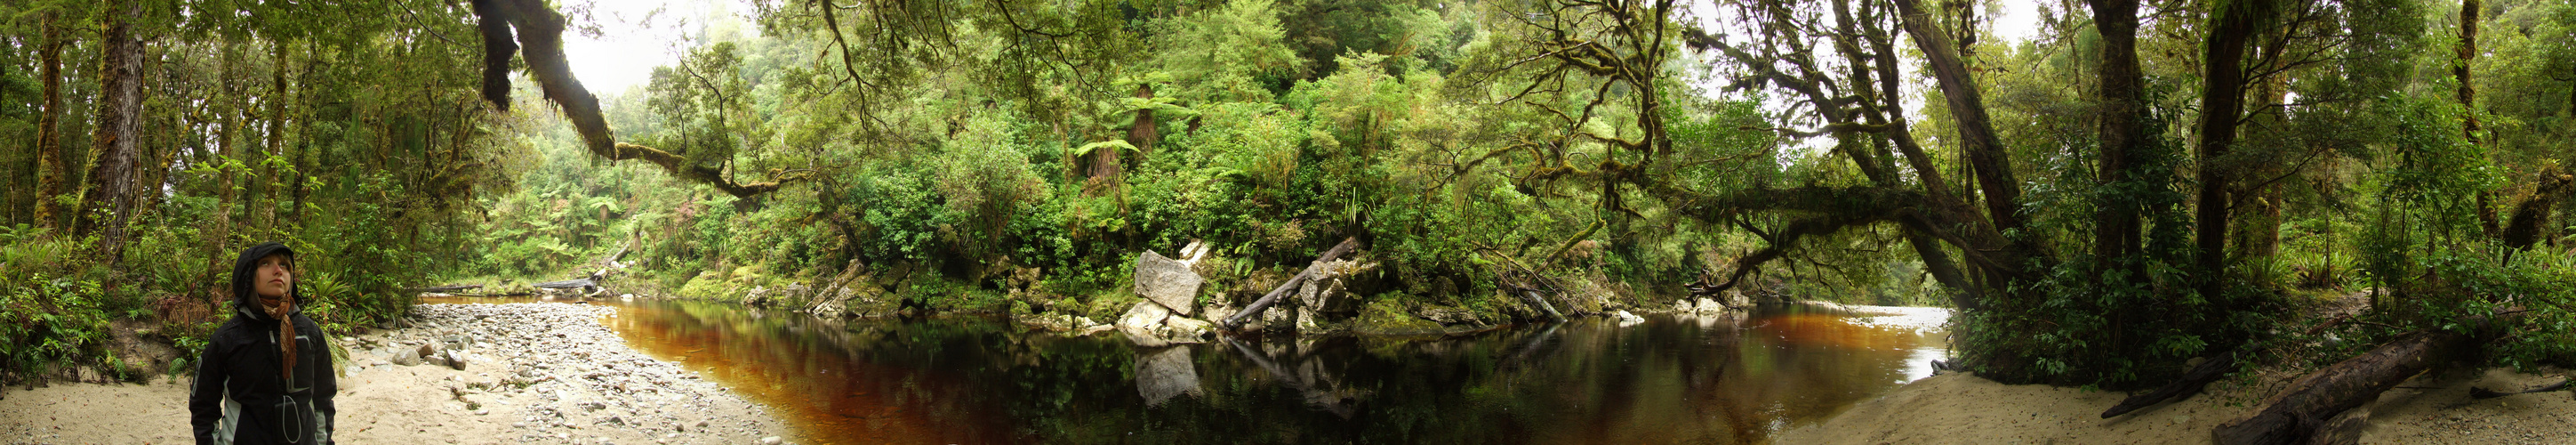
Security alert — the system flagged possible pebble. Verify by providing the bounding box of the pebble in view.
[382,303,778,444]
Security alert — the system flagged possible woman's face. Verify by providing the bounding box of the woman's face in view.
[255,255,293,299]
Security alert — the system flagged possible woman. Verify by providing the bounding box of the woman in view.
[189,242,337,445]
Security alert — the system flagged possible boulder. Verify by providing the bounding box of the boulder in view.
[1415,305,1481,326]
[1296,259,1376,313]
[1133,251,1205,316]
[1117,301,1175,330]
[1162,317,1214,341]
[391,347,422,367]
[443,351,469,371]
[742,286,772,307]
[1115,302,1216,346]
[1614,310,1645,327]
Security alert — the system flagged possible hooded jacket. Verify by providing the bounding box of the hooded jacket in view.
[189,242,336,445]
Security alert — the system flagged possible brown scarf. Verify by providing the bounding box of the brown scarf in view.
[261,295,297,383]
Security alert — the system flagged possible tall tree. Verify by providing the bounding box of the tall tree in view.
[2193,0,2274,298]
[76,0,148,263]
[2087,0,2147,271]
[32,12,70,230]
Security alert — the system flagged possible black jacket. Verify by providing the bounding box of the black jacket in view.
[189,242,337,445]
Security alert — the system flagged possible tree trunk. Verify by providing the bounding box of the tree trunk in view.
[2211,329,2472,444]
[291,46,318,225]
[2087,0,2146,269]
[76,0,148,263]
[261,41,291,233]
[1892,0,2022,235]
[2194,0,2270,298]
[2500,167,2572,250]
[206,45,243,309]
[2457,0,2500,239]
[33,14,69,231]
[1127,84,1157,159]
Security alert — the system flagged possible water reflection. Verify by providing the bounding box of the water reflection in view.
[420,296,1945,444]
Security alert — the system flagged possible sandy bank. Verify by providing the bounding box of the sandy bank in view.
[1777,367,2576,444]
[0,302,790,445]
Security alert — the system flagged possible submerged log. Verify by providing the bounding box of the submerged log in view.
[1219,237,1360,329]
[408,285,486,293]
[2211,330,2472,445]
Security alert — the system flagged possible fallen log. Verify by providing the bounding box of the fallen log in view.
[1219,237,1360,329]
[2210,329,2472,445]
[2102,349,2240,418]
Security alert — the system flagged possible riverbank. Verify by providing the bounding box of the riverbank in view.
[0,302,791,445]
[1776,367,2576,444]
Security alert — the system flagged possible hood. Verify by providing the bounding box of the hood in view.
[230,242,301,323]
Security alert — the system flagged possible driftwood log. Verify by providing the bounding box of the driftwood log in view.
[1219,237,1360,329]
[2210,330,2473,445]
[2102,349,2239,417]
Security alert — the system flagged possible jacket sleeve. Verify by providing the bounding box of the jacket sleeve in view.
[313,322,338,445]
[188,333,229,445]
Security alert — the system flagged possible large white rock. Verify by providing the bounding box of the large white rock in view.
[1133,251,1205,315]
[1118,301,1174,330]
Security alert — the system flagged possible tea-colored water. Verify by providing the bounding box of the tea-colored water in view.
[420,296,1946,444]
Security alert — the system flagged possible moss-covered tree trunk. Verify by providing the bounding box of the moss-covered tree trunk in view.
[2193,0,2271,298]
[76,0,148,263]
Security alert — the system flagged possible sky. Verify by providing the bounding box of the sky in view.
[559,0,747,96]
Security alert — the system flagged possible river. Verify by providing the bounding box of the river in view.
[425,296,1947,444]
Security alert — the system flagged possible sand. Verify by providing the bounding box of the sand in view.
[1777,368,2576,444]
[0,302,791,445]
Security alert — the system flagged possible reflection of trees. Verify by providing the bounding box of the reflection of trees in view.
[607,302,1933,443]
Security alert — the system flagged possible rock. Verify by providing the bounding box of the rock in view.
[1613,310,1645,327]
[444,351,469,370]
[392,347,423,366]
[779,283,812,308]
[1693,297,1726,314]
[1117,301,1174,331]
[742,287,771,307]
[1415,306,1480,326]
[1132,251,1205,316]
[760,436,783,445]
[1133,347,1202,406]
[1162,317,1214,342]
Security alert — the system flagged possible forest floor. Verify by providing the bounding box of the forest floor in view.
[1776,366,2576,444]
[0,302,792,445]
[1780,291,2576,445]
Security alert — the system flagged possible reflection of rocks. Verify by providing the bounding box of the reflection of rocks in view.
[1133,347,1203,406]
[1133,251,1206,316]
[1117,301,1214,346]
[1220,336,1359,418]
[1015,312,1110,334]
